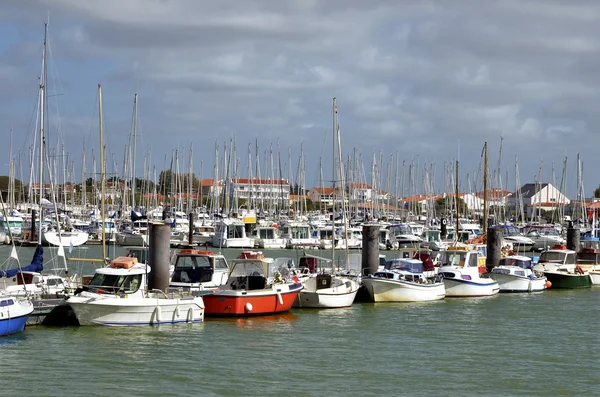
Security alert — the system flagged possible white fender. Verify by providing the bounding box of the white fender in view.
[245,302,253,312]
[152,306,162,325]
[277,292,283,306]
[187,307,194,323]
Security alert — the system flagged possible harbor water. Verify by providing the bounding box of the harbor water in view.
[1,245,599,396]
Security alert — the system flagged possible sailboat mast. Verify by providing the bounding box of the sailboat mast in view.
[331,97,337,267]
[98,84,107,262]
[483,141,488,231]
[455,160,459,240]
[132,93,138,209]
[37,23,48,245]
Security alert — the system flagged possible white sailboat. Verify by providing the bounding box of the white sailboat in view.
[294,98,359,308]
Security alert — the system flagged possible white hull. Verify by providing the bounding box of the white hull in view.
[294,278,359,308]
[286,239,320,249]
[116,232,147,246]
[44,231,89,247]
[211,236,255,248]
[68,296,205,326]
[257,239,287,249]
[490,273,547,293]
[362,278,445,302]
[442,278,499,297]
[589,272,600,285]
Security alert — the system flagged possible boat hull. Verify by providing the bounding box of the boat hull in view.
[589,272,600,285]
[442,278,499,297]
[489,273,547,293]
[362,278,445,302]
[0,299,33,336]
[544,272,591,289]
[43,231,89,247]
[67,296,205,326]
[116,233,147,246]
[294,278,360,308]
[203,285,302,316]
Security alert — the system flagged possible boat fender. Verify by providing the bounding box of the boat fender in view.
[175,305,180,318]
[245,302,253,312]
[277,291,283,306]
[187,307,194,322]
[152,306,162,325]
[545,280,552,289]
[575,265,585,275]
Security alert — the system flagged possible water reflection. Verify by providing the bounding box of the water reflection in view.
[209,312,298,331]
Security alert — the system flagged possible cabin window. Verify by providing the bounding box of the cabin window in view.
[125,275,142,293]
[373,272,394,279]
[0,299,15,307]
[566,253,576,264]
[228,225,245,239]
[468,254,478,268]
[47,278,63,286]
[214,258,228,270]
[515,270,525,277]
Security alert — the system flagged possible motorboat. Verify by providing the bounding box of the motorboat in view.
[203,252,303,316]
[293,255,360,308]
[576,237,600,285]
[252,225,286,249]
[43,228,89,247]
[524,226,566,252]
[438,247,499,297]
[490,255,548,292]
[169,249,230,292]
[280,221,319,249]
[211,218,254,248]
[0,296,34,336]
[386,224,421,247]
[497,225,535,252]
[362,257,445,302]
[533,245,591,289]
[67,256,205,326]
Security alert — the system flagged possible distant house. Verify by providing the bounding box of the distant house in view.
[230,178,290,204]
[508,183,570,217]
[307,187,345,206]
[475,189,513,207]
[347,182,373,202]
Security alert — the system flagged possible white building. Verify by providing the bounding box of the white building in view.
[508,183,570,218]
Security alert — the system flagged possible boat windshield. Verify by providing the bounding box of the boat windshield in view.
[290,226,309,239]
[387,260,423,273]
[498,258,532,269]
[538,251,567,264]
[580,240,600,250]
[502,226,520,236]
[230,261,265,277]
[87,273,142,294]
[423,231,440,242]
[389,225,412,235]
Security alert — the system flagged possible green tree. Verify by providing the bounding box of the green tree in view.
[594,185,600,198]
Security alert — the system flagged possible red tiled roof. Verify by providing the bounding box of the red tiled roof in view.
[475,189,512,199]
[348,182,372,189]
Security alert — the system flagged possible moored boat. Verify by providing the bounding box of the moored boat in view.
[203,253,303,316]
[490,255,548,293]
[169,249,230,291]
[67,256,205,326]
[362,258,445,302]
[0,296,34,336]
[438,247,499,297]
[533,245,591,289]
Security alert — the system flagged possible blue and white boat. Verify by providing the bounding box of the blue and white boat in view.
[490,255,548,292]
[362,257,445,302]
[438,247,499,297]
[0,296,34,336]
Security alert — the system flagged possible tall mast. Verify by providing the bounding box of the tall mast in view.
[98,84,107,262]
[455,160,459,241]
[332,97,338,267]
[483,141,488,231]
[132,93,138,209]
[37,23,48,245]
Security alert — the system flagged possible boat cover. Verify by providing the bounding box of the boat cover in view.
[0,244,44,278]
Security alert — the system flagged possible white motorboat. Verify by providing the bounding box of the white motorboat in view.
[490,255,548,292]
[170,249,230,291]
[497,225,535,252]
[67,256,204,326]
[211,218,254,248]
[362,258,445,302]
[252,225,286,249]
[532,246,591,289]
[439,247,499,297]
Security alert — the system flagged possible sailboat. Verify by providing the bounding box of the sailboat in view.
[294,98,360,308]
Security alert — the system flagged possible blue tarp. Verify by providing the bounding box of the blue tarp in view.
[131,210,147,222]
[0,245,44,278]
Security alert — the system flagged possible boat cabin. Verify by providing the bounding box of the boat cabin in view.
[440,248,479,268]
[497,256,533,269]
[81,261,148,297]
[538,249,576,265]
[578,238,600,265]
[170,249,229,287]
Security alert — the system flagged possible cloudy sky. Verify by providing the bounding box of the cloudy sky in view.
[1,0,599,197]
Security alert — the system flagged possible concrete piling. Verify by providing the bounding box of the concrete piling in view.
[148,223,171,293]
[361,224,380,276]
[566,223,580,251]
[486,227,503,272]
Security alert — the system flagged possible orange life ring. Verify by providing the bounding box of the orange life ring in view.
[575,265,585,275]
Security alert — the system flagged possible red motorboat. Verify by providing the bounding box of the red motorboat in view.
[203,253,303,317]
